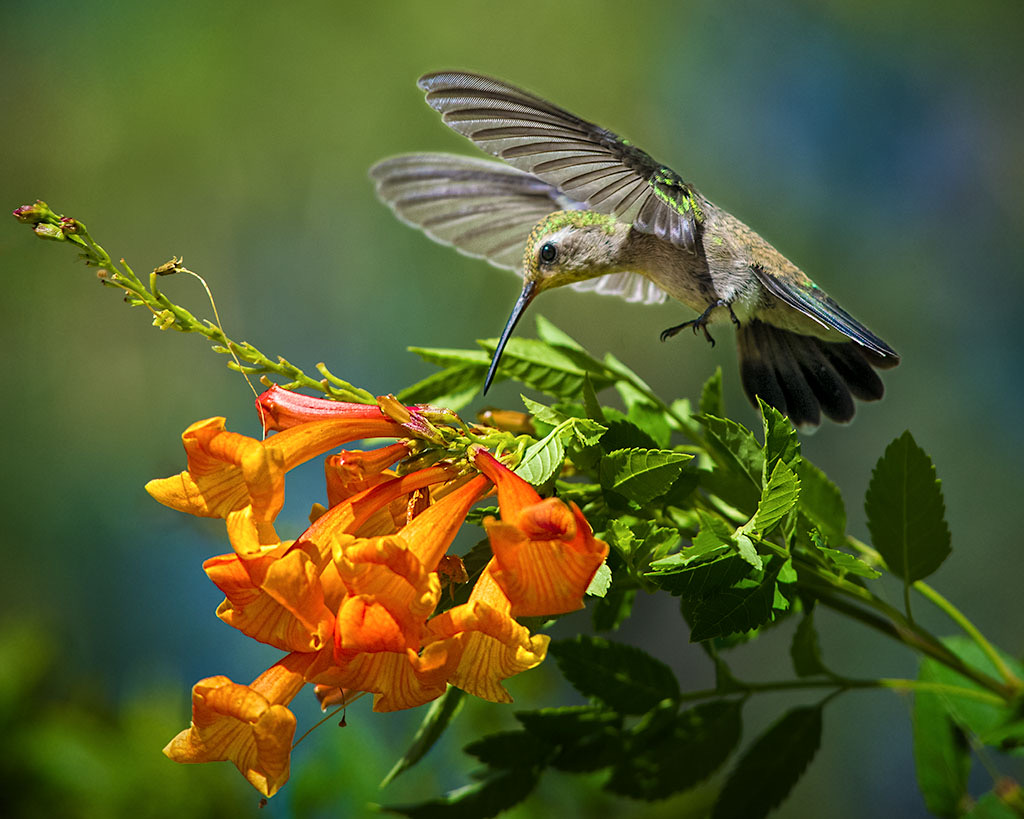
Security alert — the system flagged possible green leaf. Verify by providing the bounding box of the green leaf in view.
[816,545,882,579]
[408,346,489,368]
[397,364,481,411]
[598,418,659,452]
[520,395,566,426]
[381,687,465,787]
[382,767,541,818]
[759,398,800,473]
[463,730,553,769]
[648,552,750,599]
[550,636,680,714]
[734,533,762,571]
[605,700,742,800]
[616,380,671,447]
[599,448,692,505]
[586,561,612,598]
[608,519,680,571]
[534,314,587,352]
[692,510,736,556]
[913,662,971,817]
[699,367,724,417]
[563,416,607,448]
[581,374,606,423]
[516,707,623,773]
[796,459,847,547]
[479,337,614,397]
[752,460,801,535]
[699,415,764,506]
[916,636,1024,750]
[865,430,952,582]
[687,561,781,641]
[712,706,823,819]
[591,585,637,632]
[515,430,564,485]
[790,611,829,677]
[964,792,1021,819]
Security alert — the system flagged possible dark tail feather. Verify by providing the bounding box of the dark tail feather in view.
[737,320,897,427]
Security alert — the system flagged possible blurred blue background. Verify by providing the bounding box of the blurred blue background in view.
[2,0,1023,816]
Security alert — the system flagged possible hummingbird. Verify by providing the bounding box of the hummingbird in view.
[370,71,899,427]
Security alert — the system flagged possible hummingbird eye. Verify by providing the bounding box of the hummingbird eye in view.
[539,242,558,264]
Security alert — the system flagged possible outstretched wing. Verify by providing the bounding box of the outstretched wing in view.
[750,265,900,362]
[418,71,703,252]
[370,153,668,305]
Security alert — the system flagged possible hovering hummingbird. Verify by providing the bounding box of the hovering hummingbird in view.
[371,71,899,427]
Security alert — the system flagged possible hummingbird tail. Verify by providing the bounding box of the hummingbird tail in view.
[736,320,898,427]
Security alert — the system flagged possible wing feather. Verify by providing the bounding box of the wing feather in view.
[418,71,703,252]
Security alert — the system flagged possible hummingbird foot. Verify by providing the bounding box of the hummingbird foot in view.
[659,300,736,346]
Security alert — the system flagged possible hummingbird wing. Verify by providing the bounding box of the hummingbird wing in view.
[418,71,703,253]
[750,265,900,360]
[371,153,669,305]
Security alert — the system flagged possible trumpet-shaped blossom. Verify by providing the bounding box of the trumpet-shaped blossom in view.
[154,388,610,796]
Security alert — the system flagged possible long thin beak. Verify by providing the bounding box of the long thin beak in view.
[483,279,538,394]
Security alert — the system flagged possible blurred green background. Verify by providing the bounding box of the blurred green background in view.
[3,0,1023,816]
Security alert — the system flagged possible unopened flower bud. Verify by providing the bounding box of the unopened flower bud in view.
[12,201,52,224]
[33,223,64,241]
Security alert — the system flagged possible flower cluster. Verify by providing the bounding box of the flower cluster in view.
[148,386,608,797]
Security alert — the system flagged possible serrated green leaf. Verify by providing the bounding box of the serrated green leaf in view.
[599,448,692,505]
[699,414,764,494]
[550,636,680,714]
[463,730,553,769]
[598,418,658,453]
[693,510,735,555]
[520,395,566,426]
[759,398,800,473]
[914,661,971,817]
[753,460,801,535]
[688,561,781,642]
[602,351,655,392]
[381,687,465,787]
[516,707,623,773]
[817,546,882,579]
[605,700,742,800]
[699,367,724,417]
[397,364,481,410]
[564,417,607,448]
[581,374,606,423]
[515,430,564,485]
[734,533,762,571]
[865,430,952,582]
[609,519,680,571]
[712,705,823,819]
[648,552,750,599]
[477,337,614,397]
[408,345,490,368]
[586,561,611,598]
[796,459,847,546]
[383,767,541,818]
[790,611,829,677]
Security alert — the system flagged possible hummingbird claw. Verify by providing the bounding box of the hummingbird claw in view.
[660,299,731,347]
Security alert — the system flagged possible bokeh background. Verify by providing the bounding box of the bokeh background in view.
[3,1,1023,816]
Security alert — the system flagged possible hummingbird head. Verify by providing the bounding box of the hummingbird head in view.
[483,210,628,393]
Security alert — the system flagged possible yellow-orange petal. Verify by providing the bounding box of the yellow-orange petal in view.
[206,550,333,652]
[322,643,458,712]
[471,447,541,520]
[334,594,410,654]
[324,443,410,507]
[427,566,549,703]
[163,653,312,797]
[485,498,609,617]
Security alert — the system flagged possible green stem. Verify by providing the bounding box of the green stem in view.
[675,676,1006,708]
[847,536,1022,694]
[914,581,1023,693]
